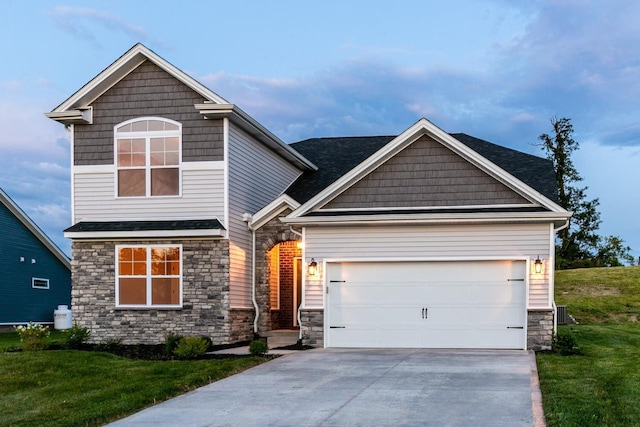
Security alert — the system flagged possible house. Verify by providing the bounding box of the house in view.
[47,44,571,350]
[0,188,71,326]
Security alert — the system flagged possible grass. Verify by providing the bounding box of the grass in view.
[0,331,267,427]
[536,266,640,426]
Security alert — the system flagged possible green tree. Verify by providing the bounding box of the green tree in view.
[539,117,633,268]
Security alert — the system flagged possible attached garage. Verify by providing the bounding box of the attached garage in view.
[326,260,527,349]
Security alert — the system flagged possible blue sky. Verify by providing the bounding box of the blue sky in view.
[1,0,639,259]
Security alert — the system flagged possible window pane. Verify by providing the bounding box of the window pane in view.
[165,122,179,131]
[165,137,179,151]
[150,152,165,166]
[131,153,146,167]
[132,120,147,132]
[119,278,146,305]
[119,247,133,262]
[150,137,164,152]
[165,247,180,261]
[118,154,131,167]
[117,139,131,154]
[118,169,145,196]
[152,278,180,305]
[131,138,145,153]
[165,152,179,166]
[168,261,180,275]
[117,123,132,132]
[151,168,179,195]
[148,120,164,131]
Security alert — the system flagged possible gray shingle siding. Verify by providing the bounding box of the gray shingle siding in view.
[74,60,223,165]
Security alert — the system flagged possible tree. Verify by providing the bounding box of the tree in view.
[538,117,634,268]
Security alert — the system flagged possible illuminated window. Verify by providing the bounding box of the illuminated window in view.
[115,118,181,197]
[116,245,182,307]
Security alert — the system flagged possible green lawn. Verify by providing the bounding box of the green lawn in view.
[536,266,640,426]
[0,333,267,427]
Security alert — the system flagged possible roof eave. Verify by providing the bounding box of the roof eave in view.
[195,103,317,171]
[281,210,572,227]
[48,43,228,116]
[0,189,70,269]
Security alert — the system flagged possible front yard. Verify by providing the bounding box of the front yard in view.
[0,333,266,427]
[536,266,640,426]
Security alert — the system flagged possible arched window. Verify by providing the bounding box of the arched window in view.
[115,118,181,197]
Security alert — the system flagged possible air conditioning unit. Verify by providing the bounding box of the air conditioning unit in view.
[556,305,568,325]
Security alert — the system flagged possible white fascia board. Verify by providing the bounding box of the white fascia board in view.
[49,43,228,115]
[281,210,571,226]
[44,107,92,125]
[195,103,317,171]
[0,188,71,268]
[288,117,569,218]
[64,229,225,240]
[250,194,301,230]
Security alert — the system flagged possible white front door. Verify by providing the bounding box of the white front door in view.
[326,260,527,349]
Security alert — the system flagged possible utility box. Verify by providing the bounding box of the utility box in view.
[556,305,568,325]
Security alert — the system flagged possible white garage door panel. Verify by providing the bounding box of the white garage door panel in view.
[327,260,526,349]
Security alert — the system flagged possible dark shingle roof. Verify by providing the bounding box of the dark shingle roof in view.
[64,219,225,233]
[285,133,558,205]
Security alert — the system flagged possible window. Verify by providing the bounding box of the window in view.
[116,245,182,308]
[32,278,50,289]
[115,118,181,197]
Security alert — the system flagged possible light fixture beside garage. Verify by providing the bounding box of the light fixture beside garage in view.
[534,256,543,274]
[308,258,318,276]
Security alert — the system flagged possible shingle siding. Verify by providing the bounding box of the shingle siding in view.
[323,135,531,209]
[74,60,223,165]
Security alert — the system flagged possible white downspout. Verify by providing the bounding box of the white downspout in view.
[552,219,570,335]
[289,227,304,341]
[243,214,259,335]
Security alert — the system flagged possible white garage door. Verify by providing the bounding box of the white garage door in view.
[326,260,527,349]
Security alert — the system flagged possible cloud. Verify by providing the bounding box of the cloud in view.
[50,6,159,48]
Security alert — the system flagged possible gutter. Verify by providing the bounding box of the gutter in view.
[243,214,260,336]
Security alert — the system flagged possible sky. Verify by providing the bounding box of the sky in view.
[1,0,639,260]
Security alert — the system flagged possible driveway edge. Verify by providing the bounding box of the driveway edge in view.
[529,350,547,427]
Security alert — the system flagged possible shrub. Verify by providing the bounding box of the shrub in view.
[164,333,183,356]
[249,339,269,356]
[63,323,91,349]
[553,331,583,356]
[173,336,209,360]
[95,339,122,353]
[14,322,50,351]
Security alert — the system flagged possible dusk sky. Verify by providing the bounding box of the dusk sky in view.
[1,1,639,259]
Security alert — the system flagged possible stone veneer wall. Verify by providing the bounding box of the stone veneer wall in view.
[71,239,232,345]
[254,208,300,336]
[527,309,554,351]
[300,309,324,347]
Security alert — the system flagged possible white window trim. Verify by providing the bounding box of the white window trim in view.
[32,277,50,290]
[114,117,183,198]
[115,244,183,309]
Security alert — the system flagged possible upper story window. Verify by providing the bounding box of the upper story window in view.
[115,118,181,197]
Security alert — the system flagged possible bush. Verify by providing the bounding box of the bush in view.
[249,339,269,356]
[173,336,209,360]
[164,333,183,356]
[14,322,50,351]
[553,331,583,356]
[63,323,91,349]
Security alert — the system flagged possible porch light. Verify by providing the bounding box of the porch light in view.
[308,258,318,276]
[534,256,543,274]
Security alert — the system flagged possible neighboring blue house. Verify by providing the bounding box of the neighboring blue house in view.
[0,188,71,325]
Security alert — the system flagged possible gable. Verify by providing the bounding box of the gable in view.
[73,60,224,166]
[320,134,531,210]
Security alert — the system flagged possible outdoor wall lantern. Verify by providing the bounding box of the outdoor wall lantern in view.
[308,258,318,276]
[534,256,543,274]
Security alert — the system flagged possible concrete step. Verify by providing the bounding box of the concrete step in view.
[267,330,300,348]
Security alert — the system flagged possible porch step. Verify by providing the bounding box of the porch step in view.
[266,330,300,348]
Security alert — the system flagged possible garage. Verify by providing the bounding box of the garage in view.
[326,260,527,349]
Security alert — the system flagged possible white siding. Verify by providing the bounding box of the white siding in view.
[227,123,302,308]
[304,223,552,310]
[72,164,225,222]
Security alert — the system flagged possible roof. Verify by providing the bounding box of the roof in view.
[0,188,70,268]
[285,132,558,205]
[64,219,225,239]
[46,43,316,171]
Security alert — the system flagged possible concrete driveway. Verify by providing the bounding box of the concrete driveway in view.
[109,348,544,427]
